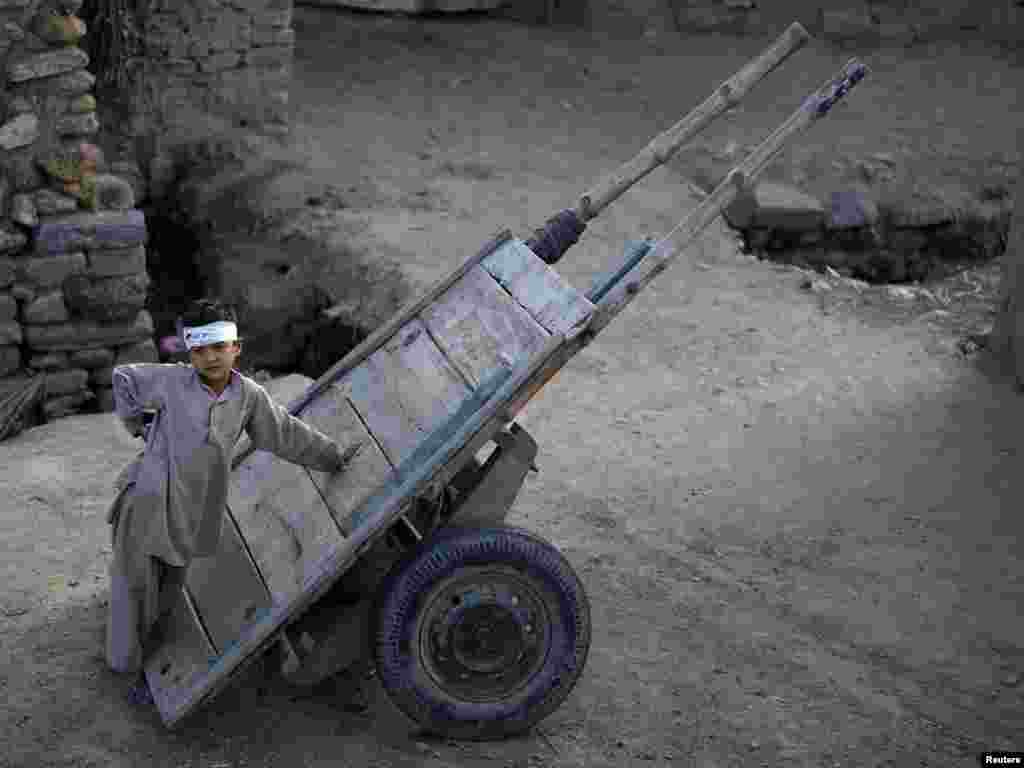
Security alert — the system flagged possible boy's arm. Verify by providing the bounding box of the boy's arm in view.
[111,364,173,438]
[245,384,358,472]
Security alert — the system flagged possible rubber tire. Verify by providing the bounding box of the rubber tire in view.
[373,526,591,741]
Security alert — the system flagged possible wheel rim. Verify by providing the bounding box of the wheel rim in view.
[417,567,551,703]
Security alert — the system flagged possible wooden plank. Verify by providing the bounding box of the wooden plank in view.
[298,386,395,535]
[481,239,594,335]
[184,512,272,653]
[343,317,472,467]
[146,586,217,722]
[421,264,550,389]
[227,440,348,608]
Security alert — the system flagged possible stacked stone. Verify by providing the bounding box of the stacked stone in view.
[1,0,155,422]
[723,180,1013,284]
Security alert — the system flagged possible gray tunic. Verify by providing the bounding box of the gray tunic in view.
[110,363,347,566]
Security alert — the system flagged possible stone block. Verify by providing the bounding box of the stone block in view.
[48,68,95,96]
[114,338,158,365]
[827,188,880,230]
[56,111,99,137]
[29,351,69,370]
[201,51,242,72]
[10,282,34,302]
[66,93,96,113]
[7,48,89,82]
[6,147,44,191]
[108,162,147,204]
[86,244,146,278]
[43,367,88,398]
[63,272,149,322]
[18,251,87,288]
[11,193,37,228]
[886,228,929,252]
[32,12,86,45]
[24,308,153,351]
[724,182,826,232]
[0,345,21,376]
[0,291,15,320]
[33,209,147,255]
[5,96,33,116]
[245,45,292,70]
[0,258,14,288]
[23,290,69,324]
[0,226,28,255]
[253,25,294,46]
[95,386,114,412]
[89,364,113,388]
[34,188,79,216]
[42,389,94,420]
[92,174,135,211]
[0,113,39,150]
[0,321,23,345]
[69,346,113,368]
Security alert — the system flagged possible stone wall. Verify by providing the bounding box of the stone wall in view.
[103,0,295,197]
[606,0,1024,46]
[1,0,155,425]
[721,179,1012,283]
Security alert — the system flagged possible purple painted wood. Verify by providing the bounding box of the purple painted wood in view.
[33,210,147,255]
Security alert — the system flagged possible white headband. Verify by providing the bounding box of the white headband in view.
[183,321,239,351]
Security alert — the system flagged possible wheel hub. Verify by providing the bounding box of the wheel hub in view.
[419,570,550,702]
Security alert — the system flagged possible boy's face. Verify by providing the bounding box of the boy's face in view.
[189,341,242,389]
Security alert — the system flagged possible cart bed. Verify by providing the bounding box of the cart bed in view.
[146,235,596,727]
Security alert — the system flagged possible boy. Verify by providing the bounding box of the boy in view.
[107,298,361,706]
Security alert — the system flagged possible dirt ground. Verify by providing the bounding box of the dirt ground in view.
[2,8,1024,767]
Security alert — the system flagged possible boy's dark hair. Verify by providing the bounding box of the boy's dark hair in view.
[179,299,242,341]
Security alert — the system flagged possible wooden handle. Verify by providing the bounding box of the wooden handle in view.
[575,21,811,221]
[585,58,869,338]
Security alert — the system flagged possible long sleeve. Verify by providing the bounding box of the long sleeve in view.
[245,384,345,472]
[111,363,175,438]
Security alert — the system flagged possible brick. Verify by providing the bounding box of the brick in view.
[0,113,40,150]
[0,321,23,345]
[63,272,150,323]
[33,209,147,255]
[28,351,69,370]
[56,111,99,137]
[24,308,153,351]
[245,45,291,70]
[42,390,94,420]
[69,346,114,368]
[87,244,146,277]
[22,290,69,324]
[18,251,87,288]
[0,225,28,254]
[252,25,294,46]
[43,367,89,398]
[0,258,14,288]
[89,364,113,388]
[0,291,15,320]
[201,51,242,72]
[724,182,826,232]
[114,338,158,365]
[7,48,89,82]
[0,345,20,376]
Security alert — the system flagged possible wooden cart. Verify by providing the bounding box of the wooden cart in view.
[145,24,866,739]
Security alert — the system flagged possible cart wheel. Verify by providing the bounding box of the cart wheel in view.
[373,526,591,741]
